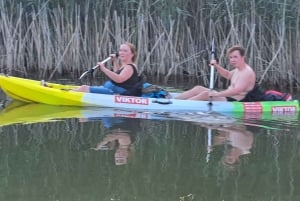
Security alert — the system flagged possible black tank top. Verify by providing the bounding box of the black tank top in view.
[111,64,139,90]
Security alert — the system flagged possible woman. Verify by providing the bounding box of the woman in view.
[75,42,142,96]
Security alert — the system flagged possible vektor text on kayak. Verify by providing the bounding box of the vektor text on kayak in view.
[115,96,149,105]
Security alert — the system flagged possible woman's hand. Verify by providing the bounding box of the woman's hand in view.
[98,62,106,71]
[110,53,118,61]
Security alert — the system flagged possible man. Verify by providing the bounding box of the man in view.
[175,45,256,101]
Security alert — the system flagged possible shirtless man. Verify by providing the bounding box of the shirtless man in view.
[175,45,256,101]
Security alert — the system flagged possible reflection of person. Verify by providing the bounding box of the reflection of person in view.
[92,117,140,166]
[175,45,257,101]
[93,128,132,165]
[210,124,254,168]
[75,42,142,96]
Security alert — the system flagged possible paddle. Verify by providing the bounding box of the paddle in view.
[207,38,215,162]
[208,38,215,107]
[79,53,119,80]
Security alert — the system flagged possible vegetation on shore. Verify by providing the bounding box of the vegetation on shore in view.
[0,0,299,90]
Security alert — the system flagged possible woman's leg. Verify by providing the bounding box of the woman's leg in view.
[104,81,126,94]
[73,83,114,94]
[90,86,114,94]
[110,85,127,94]
[73,85,90,92]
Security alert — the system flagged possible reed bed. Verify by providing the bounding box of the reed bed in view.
[0,0,299,90]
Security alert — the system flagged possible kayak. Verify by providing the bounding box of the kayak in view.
[0,101,298,128]
[0,74,299,113]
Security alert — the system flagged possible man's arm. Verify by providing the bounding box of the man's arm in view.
[211,71,255,97]
[211,60,232,80]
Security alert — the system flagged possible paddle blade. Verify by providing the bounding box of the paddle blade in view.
[79,68,95,80]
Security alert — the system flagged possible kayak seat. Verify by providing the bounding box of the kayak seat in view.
[141,83,171,99]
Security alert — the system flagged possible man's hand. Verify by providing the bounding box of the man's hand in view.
[210,59,218,66]
[209,90,219,97]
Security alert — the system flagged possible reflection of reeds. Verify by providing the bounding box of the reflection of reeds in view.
[0,0,299,90]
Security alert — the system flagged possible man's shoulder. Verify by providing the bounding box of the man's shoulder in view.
[239,65,255,75]
[245,65,255,72]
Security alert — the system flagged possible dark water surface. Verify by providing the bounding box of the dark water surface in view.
[0,76,300,201]
[0,101,299,201]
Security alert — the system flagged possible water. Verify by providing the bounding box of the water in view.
[0,101,299,201]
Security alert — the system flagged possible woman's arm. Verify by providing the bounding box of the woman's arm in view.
[99,64,134,83]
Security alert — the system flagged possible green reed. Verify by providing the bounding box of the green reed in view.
[0,0,299,90]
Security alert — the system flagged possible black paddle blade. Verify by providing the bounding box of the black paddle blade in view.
[87,68,95,74]
[79,68,95,80]
[210,39,217,60]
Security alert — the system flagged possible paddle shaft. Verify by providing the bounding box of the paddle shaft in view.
[93,52,119,71]
[79,56,112,80]
[207,39,218,161]
[209,38,215,104]
[206,128,212,162]
[91,57,112,70]
[209,53,215,90]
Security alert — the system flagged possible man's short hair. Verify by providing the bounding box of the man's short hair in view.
[227,45,245,56]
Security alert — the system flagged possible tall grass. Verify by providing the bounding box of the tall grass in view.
[0,0,299,90]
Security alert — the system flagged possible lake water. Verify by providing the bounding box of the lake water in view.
[0,96,299,201]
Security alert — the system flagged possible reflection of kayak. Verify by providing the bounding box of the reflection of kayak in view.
[0,75,299,113]
[0,101,163,127]
[163,109,299,126]
[0,101,298,128]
